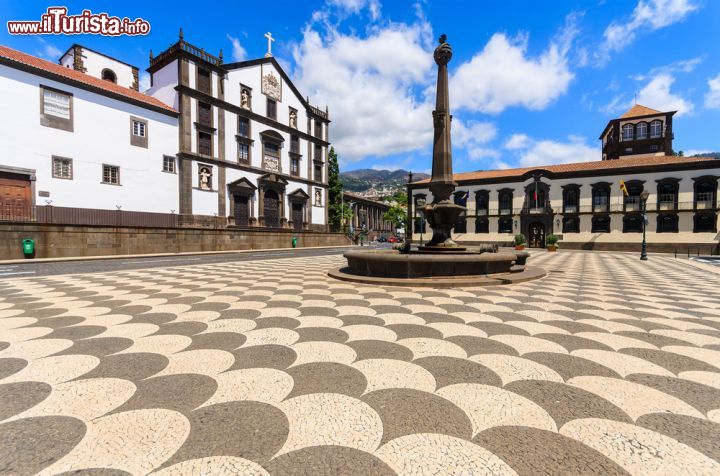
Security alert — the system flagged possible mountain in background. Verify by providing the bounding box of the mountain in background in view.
[691,152,720,158]
[340,169,429,194]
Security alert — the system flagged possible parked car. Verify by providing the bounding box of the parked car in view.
[378,236,387,243]
[388,236,398,243]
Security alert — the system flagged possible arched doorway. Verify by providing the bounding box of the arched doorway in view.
[264,189,280,228]
[528,222,545,248]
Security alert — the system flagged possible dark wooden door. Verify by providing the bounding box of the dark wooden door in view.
[234,195,249,226]
[0,173,31,220]
[292,203,303,230]
[528,222,545,248]
[264,190,279,228]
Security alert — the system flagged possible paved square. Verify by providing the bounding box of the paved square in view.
[1,252,720,475]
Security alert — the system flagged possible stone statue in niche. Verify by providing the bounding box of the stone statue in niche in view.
[199,167,211,190]
[241,89,250,109]
[289,110,297,129]
[315,188,322,206]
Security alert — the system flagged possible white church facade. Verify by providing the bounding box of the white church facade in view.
[0,31,330,231]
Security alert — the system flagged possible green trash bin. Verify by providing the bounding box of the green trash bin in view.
[22,239,35,257]
[291,237,298,248]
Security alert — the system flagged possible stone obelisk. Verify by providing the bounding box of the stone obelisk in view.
[421,34,466,251]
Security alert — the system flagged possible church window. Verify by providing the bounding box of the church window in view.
[314,162,322,182]
[636,122,648,139]
[132,120,146,137]
[622,124,634,141]
[52,156,72,179]
[266,98,277,120]
[290,157,300,176]
[198,102,212,127]
[650,120,662,138]
[290,135,300,154]
[162,155,176,173]
[101,69,117,83]
[43,89,70,119]
[314,121,323,139]
[262,140,281,172]
[238,117,250,137]
[314,144,323,161]
[198,132,212,156]
[102,165,120,185]
[197,68,211,95]
[238,143,250,163]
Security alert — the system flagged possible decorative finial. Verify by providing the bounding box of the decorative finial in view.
[408,171,413,183]
[433,34,452,66]
[149,49,154,60]
[179,27,184,40]
[219,49,223,63]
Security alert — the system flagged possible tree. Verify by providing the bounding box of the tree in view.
[327,147,343,232]
[384,205,407,231]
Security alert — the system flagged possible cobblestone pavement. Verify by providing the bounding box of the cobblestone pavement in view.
[1,252,720,475]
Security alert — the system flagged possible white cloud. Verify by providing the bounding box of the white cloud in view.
[518,135,598,167]
[504,133,531,150]
[598,0,697,62]
[636,73,693,115]
[36,38,61,60]
[326,0,381,19]
[226,34,247,62]
[451,27,575,114]
[453,119,499,162]
[138,72,151,92]
[291,20,434,163]
[705,73,720,110]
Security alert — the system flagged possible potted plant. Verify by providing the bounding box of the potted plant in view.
[514,233,526,250]
[546,234,559,252]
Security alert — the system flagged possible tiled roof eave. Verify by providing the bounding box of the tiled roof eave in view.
[0,46,177,116]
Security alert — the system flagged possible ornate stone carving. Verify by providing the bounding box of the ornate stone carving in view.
[263,156,280,173]
[262,71,281,101]
[289,109,297,129]
[314,188,322,206]
[241,89,250,109]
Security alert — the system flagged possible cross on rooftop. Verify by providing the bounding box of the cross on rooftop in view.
[264,32,275,58]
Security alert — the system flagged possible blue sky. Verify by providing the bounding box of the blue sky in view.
[2,0,719,173]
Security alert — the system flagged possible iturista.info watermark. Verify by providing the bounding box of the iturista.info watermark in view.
[7,7,150,36]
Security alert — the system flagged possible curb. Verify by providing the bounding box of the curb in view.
[0,245,356,265]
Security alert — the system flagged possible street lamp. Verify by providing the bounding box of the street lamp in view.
[640,189,650,261]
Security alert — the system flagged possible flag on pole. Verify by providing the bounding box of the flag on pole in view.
[620,180,629,196]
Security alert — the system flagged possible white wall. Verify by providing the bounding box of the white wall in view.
[81,48,136,89]
[147,59,178,109]
[0,64,179,214]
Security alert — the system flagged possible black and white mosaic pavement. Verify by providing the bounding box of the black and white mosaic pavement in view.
[1,251,719,474]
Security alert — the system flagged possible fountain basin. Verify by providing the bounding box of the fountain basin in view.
[329,249,544,287]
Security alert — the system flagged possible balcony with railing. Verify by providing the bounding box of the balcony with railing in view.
[150,38,222,69]
[624,196,642,212]
[695,192,714,210]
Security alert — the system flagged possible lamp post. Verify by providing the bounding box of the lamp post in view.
[640,189,650,261]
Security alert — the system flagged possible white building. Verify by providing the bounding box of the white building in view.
[0,32,330,231]
[409,106,720,253]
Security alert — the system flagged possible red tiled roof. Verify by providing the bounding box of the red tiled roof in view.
[412,155,719,184]
[0,45,176,114]
[620,104,663,118]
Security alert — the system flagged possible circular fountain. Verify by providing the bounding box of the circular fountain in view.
[329,35,545,287]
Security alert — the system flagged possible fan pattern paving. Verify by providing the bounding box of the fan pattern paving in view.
[1,252,720,475]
